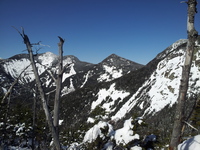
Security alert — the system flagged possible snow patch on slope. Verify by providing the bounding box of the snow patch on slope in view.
[111,86,144,120]
[38,52,58,67]
[62,78,75,95]
[80,71,91,88]
[178,135,200,150]
[62,63,76,82]
[145,49,185,114]
[3,58,34,82]
[91,83,130,113]
[112,45,200,119]
[83,119,139,147]
[98,65,123,82]
[83,121,114,143]
[115,118,139,145]
[156,39,187,59]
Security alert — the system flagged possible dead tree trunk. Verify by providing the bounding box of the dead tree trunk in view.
[169,0,198,149]
[16,28,61,150]
[53,36,64,136]
[32,86,37,150]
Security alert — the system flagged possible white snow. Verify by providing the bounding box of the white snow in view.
[83,121,113,143]
[16,123,26,136]
[145,49,185,113]
[3,58,34,82]
[62,63,76,82]
[114,118,139,145]
[157,39,187,59]
[188,50,200,94]
[38,52,58,67]
[87,117,95,123]
[37,52,58,74]
[91,83,130,113]
[112,44,200,119]
[62,78,75,95]
[83,119,140,148]
[80,71,91,88]
[98,65,123,82]
[130,146,142,150]
[59,120,63,125]
[111,85,144,120]
[178,135,200,150]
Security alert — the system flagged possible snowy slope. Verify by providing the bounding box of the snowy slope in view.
[0,52,142,96]
[89,39,200,123]
[1,38,200,149]
[178,135,200,150]
[65,39,199,148]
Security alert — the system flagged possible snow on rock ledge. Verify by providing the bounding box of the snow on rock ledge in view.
[83,121,114,143]
[115,118,139,145]
[178,135,200,150]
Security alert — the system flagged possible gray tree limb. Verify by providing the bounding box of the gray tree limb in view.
[53,36,64,137]
[16,27,61,150]
[169,0,198,149]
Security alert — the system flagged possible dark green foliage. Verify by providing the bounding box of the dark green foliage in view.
[190,97,200,136]
[90,105,106,122]
[84,135,104,150]
[0,95,49,148]
[0,98,33,146]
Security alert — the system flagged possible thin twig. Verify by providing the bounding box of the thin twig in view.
[183,121,198,132]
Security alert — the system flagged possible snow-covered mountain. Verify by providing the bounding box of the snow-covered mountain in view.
[58,38,200,148]
[0,38,200,149]
[0,52,143,96]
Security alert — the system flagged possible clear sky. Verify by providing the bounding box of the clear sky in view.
[0,0,200,65]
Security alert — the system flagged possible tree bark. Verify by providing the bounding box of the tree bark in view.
[32,86,37,150]
[18,28,61,150]
[169,0,198,149]
[53,36,64,136]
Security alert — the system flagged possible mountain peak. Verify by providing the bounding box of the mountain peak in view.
[108,53,120,58]
[105,53,124,60]
[101,53,144,68]
[156,39,187,60]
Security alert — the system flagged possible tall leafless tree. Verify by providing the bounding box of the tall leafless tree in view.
[169,0,198,149]
[53,36,64,136]
[15,27,62,150]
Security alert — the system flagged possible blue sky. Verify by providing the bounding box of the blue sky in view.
[0,0,200,64]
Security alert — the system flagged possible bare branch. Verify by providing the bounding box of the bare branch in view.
[13,27,61,149]
[35,60,57,82]
[58,36,65,43]
[39,43,51,47]
[31,41,42,45]
[12,26,23,38]
[60,63,72,75]
[183,121,198,132]
[180,1,188,3]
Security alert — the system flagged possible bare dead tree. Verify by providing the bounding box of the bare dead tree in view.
[169,0,198,149]
[53,36,64,137]
[14,27,61,150]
